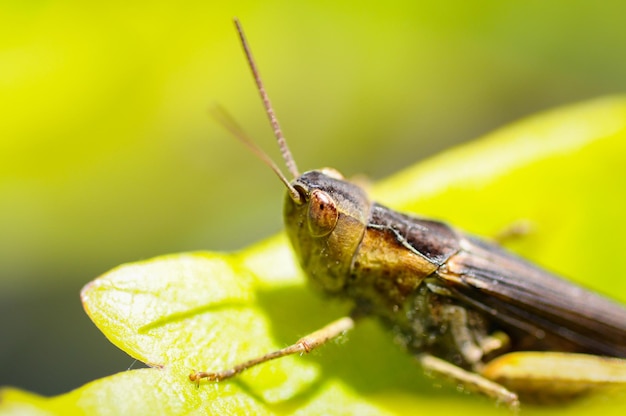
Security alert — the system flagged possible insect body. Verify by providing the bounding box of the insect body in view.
[281,169,626,405]
[191,19,626,407]
[287,170,626,358]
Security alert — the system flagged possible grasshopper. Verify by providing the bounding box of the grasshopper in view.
[191,19,626,408]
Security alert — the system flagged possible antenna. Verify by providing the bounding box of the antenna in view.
[211,105,303,204]
[233,18,300,179]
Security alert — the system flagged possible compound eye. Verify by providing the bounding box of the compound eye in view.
[307,189,338,237]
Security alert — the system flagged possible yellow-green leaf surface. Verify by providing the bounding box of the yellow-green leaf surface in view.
[2,97,626,415]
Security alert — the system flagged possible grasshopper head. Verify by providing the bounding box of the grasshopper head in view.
[284,169,371,295]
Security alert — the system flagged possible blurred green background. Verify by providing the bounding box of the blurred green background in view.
[2,0,626,396]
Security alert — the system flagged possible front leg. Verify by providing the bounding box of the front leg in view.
[190,316,355,383]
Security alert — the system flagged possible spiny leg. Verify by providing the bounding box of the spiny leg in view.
[190,316,355,383]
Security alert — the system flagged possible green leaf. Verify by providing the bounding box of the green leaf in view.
[3,97,626,415]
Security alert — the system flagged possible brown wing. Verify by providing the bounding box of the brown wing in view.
[436,235,626,357]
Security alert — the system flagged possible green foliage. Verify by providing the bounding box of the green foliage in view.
[2,97,626,415]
